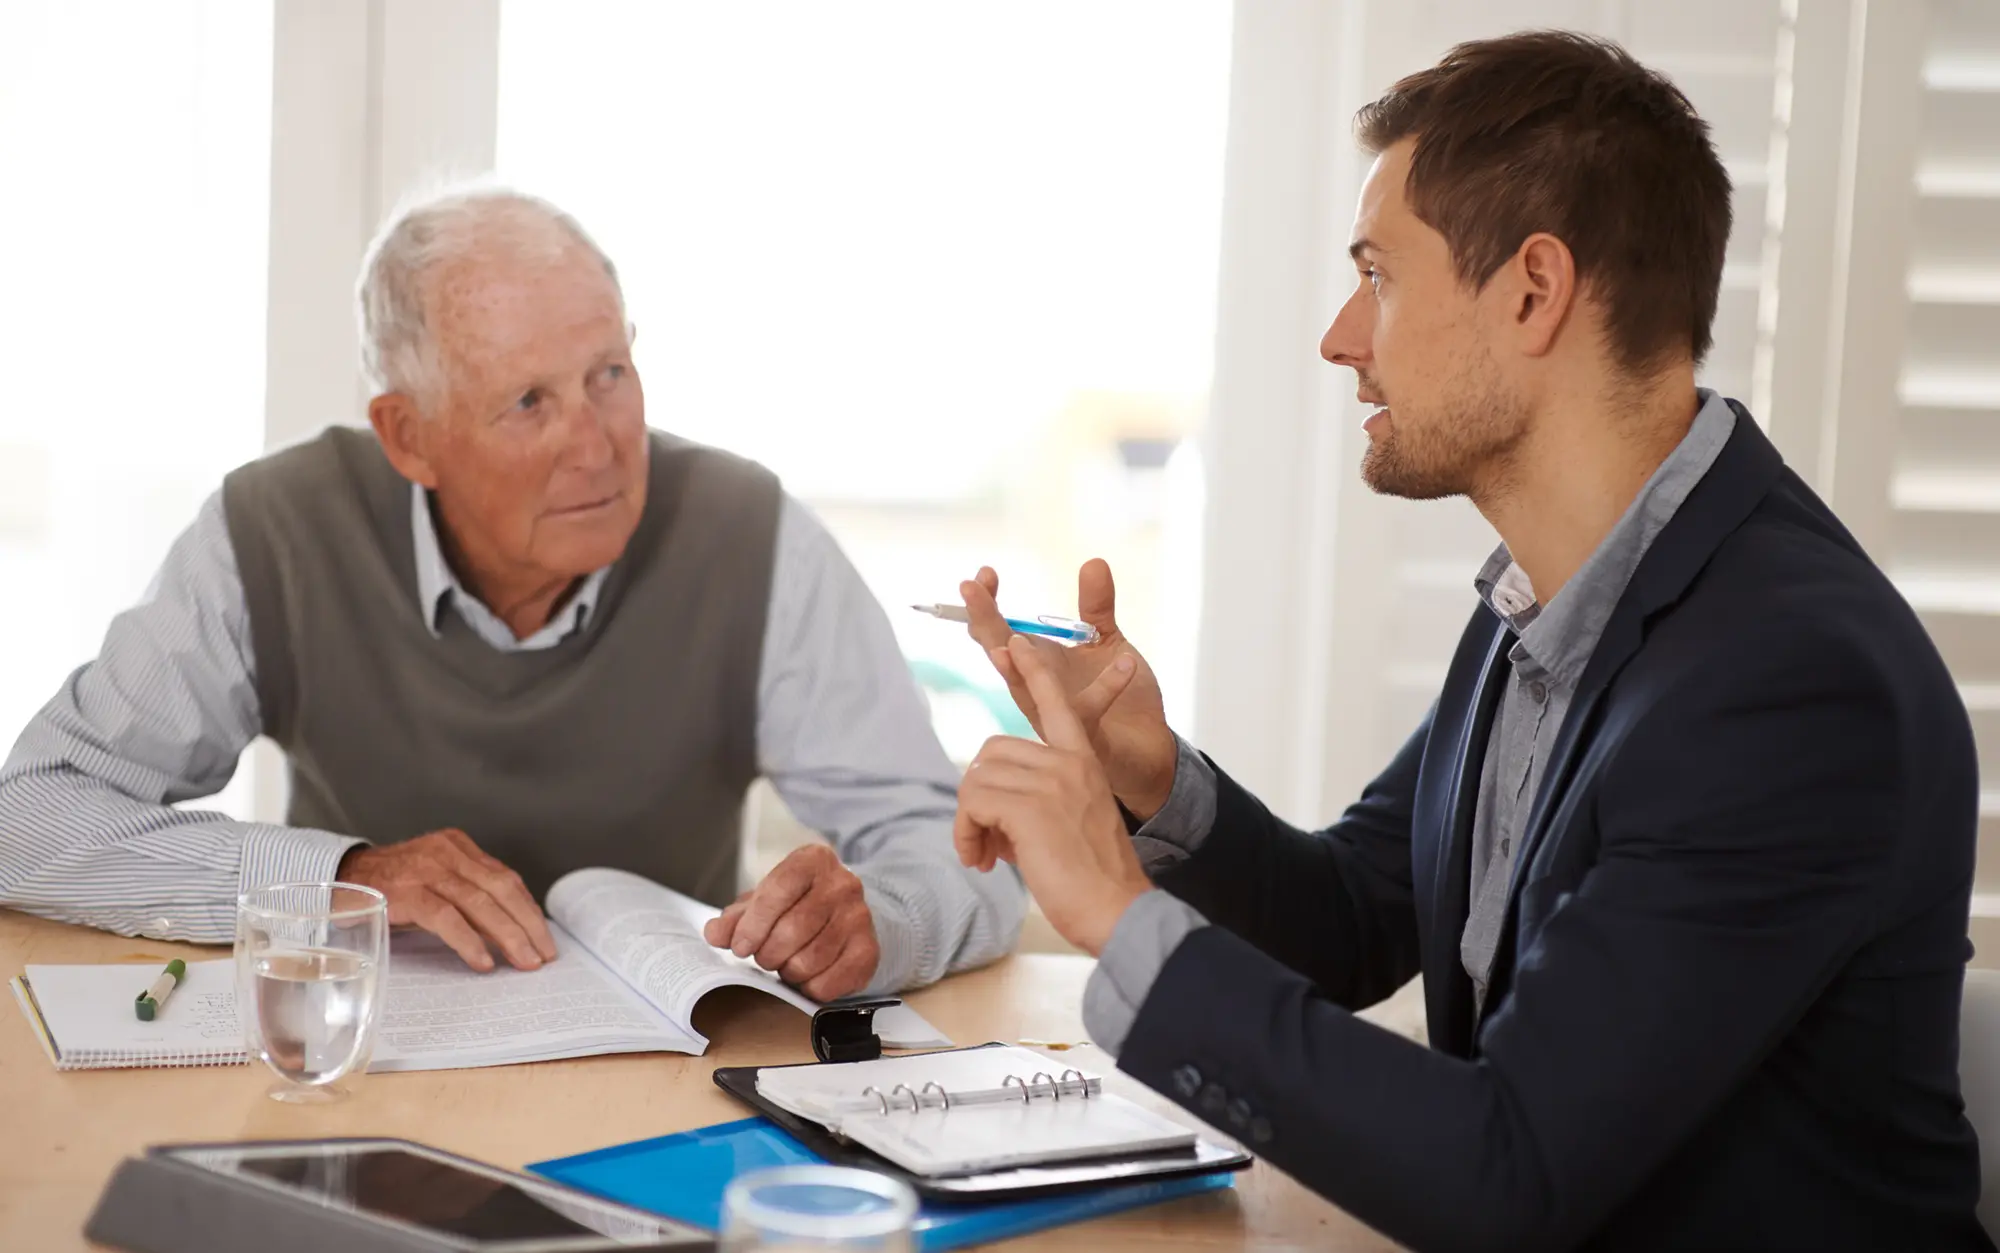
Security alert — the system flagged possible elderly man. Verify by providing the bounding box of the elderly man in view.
[0,187,1022,1001]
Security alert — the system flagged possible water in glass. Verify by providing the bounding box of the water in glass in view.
[236,882,387,1103]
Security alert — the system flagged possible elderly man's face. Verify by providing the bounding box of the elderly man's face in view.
[419,247,648,587]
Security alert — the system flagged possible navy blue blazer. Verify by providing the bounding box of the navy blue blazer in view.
[1124,411,1991,1251]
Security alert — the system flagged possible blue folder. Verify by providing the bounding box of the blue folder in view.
[529,1116,1237,1252]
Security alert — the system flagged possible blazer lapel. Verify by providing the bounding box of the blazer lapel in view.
[1425,618,1513,1056]
[1496,403,1792,957]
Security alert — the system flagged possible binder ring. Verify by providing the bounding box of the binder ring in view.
[860,1084,890,1116]
[1030,1071,1058,1101]
[889,1083,922,1112]
[1061,1068,1089,1098]
[1001,1074,1031,1103]
[921,1081,950,1110]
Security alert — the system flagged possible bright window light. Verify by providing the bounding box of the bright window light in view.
[0,1,273,816]
[497,1,1231,751]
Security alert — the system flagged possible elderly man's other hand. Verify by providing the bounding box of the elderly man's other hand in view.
[954,635,1154,956]
[337,830,559,973]
[703,843,881,1002]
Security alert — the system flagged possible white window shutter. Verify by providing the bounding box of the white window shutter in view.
[1334,0,1792,802]
[1884,2,2000,921]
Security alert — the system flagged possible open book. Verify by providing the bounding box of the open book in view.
[10,867,947,1072]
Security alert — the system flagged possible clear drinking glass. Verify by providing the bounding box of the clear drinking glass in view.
[234,882,388,1103]
[720,1166,917,1252]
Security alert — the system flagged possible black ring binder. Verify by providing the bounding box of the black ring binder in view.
[713,1044,1257,1202]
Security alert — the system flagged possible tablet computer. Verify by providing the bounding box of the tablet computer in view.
[88,1137,713,1253]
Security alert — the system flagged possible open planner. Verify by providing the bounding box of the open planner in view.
[725,1044,1253,1191]
[9,867,946,1072]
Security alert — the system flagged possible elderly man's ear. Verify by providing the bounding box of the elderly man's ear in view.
[369,392,442,490]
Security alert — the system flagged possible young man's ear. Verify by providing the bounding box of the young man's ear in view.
[1508,231,1580,358]
[368,392,441,489]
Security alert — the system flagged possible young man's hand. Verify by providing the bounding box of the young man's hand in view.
[960,560,1179,820]
[955,635,1155,956]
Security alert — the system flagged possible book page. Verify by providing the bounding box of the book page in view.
[369,924,700,1071]
[546,868,814,1045]
[545,867,949,1049]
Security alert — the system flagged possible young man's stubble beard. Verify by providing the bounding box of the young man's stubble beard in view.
[1358,342,1531,503]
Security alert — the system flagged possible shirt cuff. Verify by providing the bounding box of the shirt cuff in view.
[855,877,922,996]
[1081,889,1210,1059]
[1129,735,1217,873]
[238,825,368,896]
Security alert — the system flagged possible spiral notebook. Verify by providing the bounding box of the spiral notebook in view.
[751,1045,1198,1177]
[10,961,247,1070]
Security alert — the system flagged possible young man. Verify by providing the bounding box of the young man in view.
[952,31,1990,1252]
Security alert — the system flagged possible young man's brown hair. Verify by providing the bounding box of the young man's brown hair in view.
[1355,29,1732,374]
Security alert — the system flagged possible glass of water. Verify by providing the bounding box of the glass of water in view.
[235,882,387,1103]
[721,1165,916,1251]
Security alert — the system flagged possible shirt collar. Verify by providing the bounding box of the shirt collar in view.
[409,484,609,652]
[1473,388,1739,689]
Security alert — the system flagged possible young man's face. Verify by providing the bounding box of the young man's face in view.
[1321,138,1532,501]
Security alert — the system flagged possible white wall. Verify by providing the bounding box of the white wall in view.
[254,0,502,821]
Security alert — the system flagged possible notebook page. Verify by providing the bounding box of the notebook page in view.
[21,959,244,1067]
[758,1046,1100,1121]
[841,1092,1198,1177]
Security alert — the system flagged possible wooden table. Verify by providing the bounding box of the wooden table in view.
[0,909,1397,1250]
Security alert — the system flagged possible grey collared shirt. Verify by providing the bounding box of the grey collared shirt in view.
[1082,390,1739,1055]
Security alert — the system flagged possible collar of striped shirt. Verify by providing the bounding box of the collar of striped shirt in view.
[408,483,612,653]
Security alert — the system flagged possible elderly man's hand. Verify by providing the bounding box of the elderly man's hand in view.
[954,635,1154,956]
[337,829,559,973]
[703,843,881,1002]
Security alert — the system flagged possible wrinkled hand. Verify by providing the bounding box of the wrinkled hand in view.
[337,829,558,973]
[954,635,1154,956]
[703,843,881,1002]
[961,561,1178,820]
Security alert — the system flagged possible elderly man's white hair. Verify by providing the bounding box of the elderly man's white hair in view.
[356,185,626,402]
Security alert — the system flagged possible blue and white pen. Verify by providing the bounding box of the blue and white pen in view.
[911,603,1101,645]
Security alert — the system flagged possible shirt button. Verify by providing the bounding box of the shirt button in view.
[1226,1098,1253,1130]
[1199,1083,1229,1118]
[1528,681,1547,704]
[1171,1065,1202,1100]
[1249,1116,1274,1145]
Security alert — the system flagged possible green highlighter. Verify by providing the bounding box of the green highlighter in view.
[134,959,186,1022]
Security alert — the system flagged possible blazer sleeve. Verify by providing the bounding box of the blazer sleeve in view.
[1150,711,1428,1011]
[1116,619,1912,1253]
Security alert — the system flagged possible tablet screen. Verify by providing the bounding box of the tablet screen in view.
[168,1141,709,1249]
[238,1148,602,1242]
